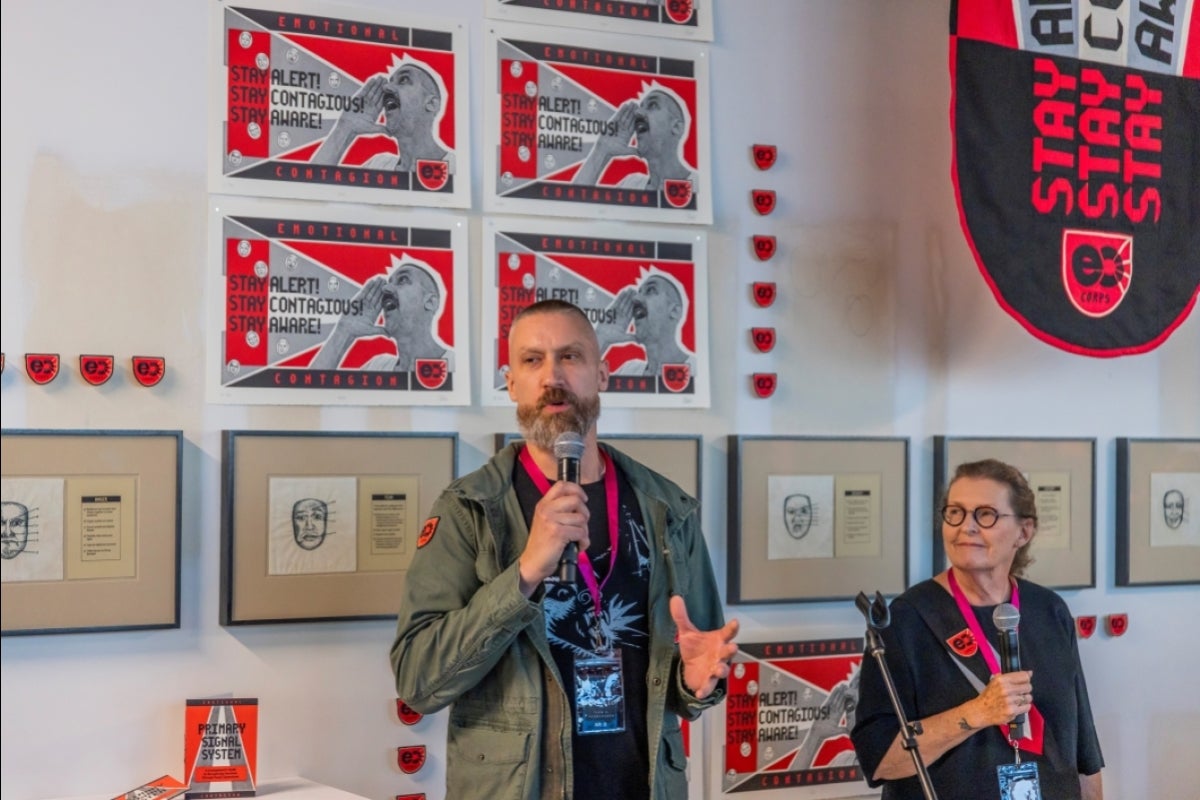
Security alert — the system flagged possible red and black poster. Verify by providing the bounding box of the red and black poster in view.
[482,217,710,408]
[713,638,867,797]
[484,22,712,225]
[485,0,713,41]
[211,0,469,207]
[952,1,1199,356]
[208,198,469,406]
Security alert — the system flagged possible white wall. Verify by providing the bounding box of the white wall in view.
[2,2,1196,799]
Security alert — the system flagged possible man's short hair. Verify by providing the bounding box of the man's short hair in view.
[512,299,592,332]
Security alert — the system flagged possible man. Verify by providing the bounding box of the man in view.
[391,299,738,800]
[783,493,814,540]
[595,269,695,378]
[310,258,453,373]
[291,498,328,551]
[312,57,452,172]
[573,84,697,192]
[1163,489,1185,530]
[1,500,31,559]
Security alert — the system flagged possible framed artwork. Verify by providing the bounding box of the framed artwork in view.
[1,429,182,636]
[221,430,456,624]
[210,0,471,207]
[484,0,714,41]
[494,433,701,500]
[1115,438,1200,587]
[727,436,908,605]
[933,436,1096,589]
[709,636,870,798]
[482,217,710,408]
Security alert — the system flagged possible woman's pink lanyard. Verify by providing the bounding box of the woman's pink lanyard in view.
[518,446,619,626]
[947,570,1045,756]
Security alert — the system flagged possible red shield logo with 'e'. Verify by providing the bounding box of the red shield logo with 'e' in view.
[751,189,776,215]
[948,628,978,658]
[397,745,426,774]
[752,144,777,170]
[752,235,777,261]
[1076,615,1097,639]
[1106,613,1128,637]
[752,282,776,308]
[663,179,693,208]
[1062,229,1133,318]
[132,356,166,387]
[416,159,449,191]
[396,795,426,800]
[414,359,448,390]
[80,355,114,386]
[664,0,695,24]
[25,354,60,385]
[417,517,439,549]
[396,699,423,726]
[661,363,690,393]
[751,373,777,398]
[751,327,776,353]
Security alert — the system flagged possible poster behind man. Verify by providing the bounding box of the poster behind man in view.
[951,2,1199,356]
[482,217,710,408]
[483,22,712,224]
[207,198,469,406]
[484,0,714,41]
[210,0,470,208]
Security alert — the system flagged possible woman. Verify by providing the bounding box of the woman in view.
[850,459,1104,799]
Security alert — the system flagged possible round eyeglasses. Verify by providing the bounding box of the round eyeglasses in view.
[940,505,1016,529]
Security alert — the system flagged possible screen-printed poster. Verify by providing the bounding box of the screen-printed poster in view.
[208,198,469,406]
[484,0,713,42]
[484,22,712,224]
[482,217,710,408]
[951,2,1199,356]
[714,638,869,797]
[211,0,470,207]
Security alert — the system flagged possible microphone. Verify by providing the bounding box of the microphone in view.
[553,431,586,583]
[992,602,1025,731]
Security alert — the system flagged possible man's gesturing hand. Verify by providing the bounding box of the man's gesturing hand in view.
[671,594,739,700]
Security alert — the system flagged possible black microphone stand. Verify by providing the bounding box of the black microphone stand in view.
[855,591,938,800]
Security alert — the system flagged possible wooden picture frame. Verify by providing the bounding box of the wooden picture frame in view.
[1,429,182,636]
[221,430,456,625]
[494,433,702,500]
[1115,437,1200,587]
[933,436,1096,589]
[727,436,908,604]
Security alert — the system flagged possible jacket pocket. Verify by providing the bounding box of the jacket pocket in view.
[447,723,532,800]
[655,722,689,798]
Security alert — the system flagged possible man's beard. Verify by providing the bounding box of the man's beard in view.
[517,386,600,451]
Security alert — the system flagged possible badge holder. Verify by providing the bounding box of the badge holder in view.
[997,760,1041,799]
[574,649,626,735]
[855,591,939,800]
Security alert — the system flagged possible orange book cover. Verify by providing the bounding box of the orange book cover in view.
[110,775,188,800]
[183,697,258,798]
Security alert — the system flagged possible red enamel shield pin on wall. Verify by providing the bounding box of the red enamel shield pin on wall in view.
[25,354,60,385]
[397,745,427,774]
[395,699,423,726]
[1076,616,1097,639]
[80,355,114,386]
[752,235,777,261]
[750,328,776,353]
[132,356,166,387]
[1106,614,1128,637]
[751,189,776,216]
[752,144,777,170]
[752,282,777,308]
[751,373,777,398]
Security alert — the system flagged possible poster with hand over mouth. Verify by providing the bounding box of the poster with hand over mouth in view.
[484,22,711,225]
[485,0,713,42]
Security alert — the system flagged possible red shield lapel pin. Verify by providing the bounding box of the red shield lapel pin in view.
[25,354,60,385]
[1106,613,1128,637]
[395,699,423,726]
[752,235,777,261]
[752,144,777,170]
[948,628,978,658]
[80,355,114,386]
[1075,615,1097,639]
[132,356,166,387]
[751,282,777,308]
[751,373,777,398]
[396,745,427,774]
[751,189,776,216]
[751,327,776,353]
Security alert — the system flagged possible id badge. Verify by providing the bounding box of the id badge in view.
[574,650,625,735]
[997,761,1041,799]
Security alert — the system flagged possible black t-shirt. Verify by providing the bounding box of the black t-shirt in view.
[514,459,652,800]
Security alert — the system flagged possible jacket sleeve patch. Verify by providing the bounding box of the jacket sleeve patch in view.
[417,516,440,549]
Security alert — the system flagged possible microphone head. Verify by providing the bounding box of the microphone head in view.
[552,431,586,461]
[992,602,1020,632]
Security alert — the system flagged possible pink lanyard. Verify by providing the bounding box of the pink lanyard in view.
[947,569,1019,677]
[518,445,619,618]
